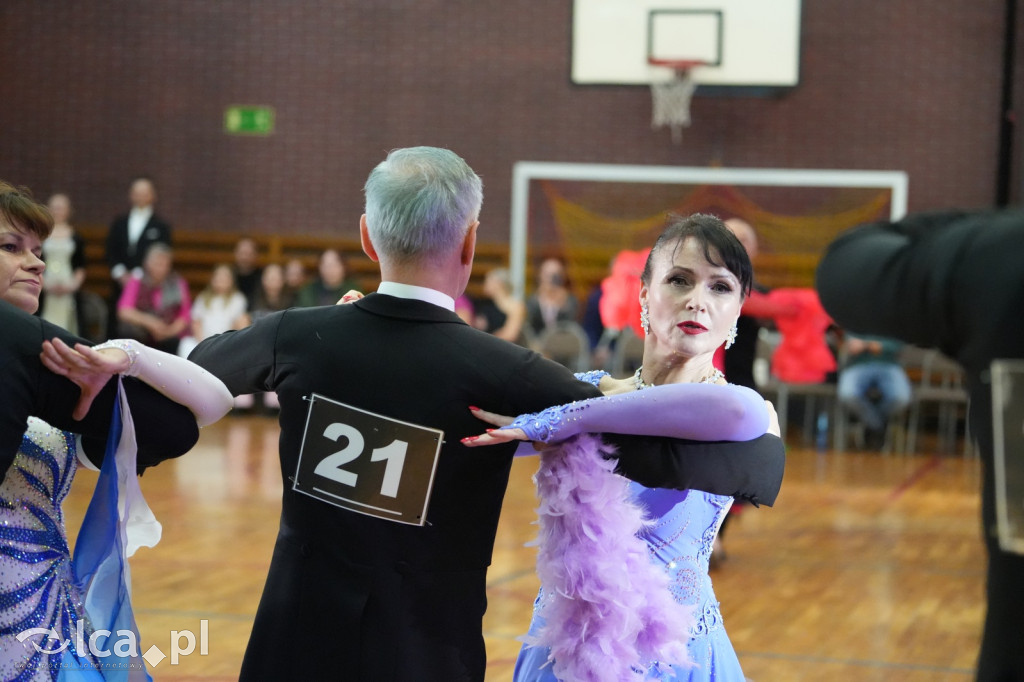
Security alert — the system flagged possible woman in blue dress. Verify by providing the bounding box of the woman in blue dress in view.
[0,181,233,681]
[469,214,778,681]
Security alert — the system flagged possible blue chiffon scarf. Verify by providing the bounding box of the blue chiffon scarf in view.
[60,385,152,682]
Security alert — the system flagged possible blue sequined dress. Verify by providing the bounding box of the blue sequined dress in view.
[0,418,101,681]
[513,372,746,682]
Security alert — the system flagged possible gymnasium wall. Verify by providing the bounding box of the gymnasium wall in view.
[1,1,1021,243]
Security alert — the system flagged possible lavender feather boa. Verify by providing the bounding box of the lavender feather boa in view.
[525,433,696,681]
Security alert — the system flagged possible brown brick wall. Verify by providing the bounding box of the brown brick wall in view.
[1,1,1020,243]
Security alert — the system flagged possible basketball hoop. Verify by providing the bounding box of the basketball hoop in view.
[649,59,703,143]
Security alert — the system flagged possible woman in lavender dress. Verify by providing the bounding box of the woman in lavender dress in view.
[470,215,778,681]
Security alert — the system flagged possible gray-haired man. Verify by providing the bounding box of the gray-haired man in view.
[190,147,784,681]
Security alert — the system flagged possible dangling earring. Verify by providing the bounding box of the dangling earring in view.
[640,305,650,334]
[724,322,738,349]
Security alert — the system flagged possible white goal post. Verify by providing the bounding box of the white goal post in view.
[508,162,908,300]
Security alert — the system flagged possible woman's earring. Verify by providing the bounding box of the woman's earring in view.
[640,305,650,334]
[724,322,738,349]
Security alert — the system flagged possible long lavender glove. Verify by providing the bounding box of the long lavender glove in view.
[503,382,768,444]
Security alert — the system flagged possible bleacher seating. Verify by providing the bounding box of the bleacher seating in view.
[74,225,820,318]
[75,225,509,302]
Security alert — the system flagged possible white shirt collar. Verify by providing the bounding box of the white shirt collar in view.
[377,281,455,312]
[129,206,153,223]
[127,206,153,244]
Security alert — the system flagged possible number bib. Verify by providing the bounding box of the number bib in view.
[293,393,443,526]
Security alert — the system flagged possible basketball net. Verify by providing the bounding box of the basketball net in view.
[650,68,697,144]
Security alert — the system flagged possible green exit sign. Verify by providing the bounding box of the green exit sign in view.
[224,106,275,135]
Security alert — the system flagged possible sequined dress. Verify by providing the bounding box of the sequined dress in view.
[514,371,745,681]
[0,418,98,681]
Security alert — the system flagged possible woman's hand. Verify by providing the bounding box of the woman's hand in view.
[461,406,531,447]
[150,322,175,341]
[41,338,130,420]
[337,290,364,304]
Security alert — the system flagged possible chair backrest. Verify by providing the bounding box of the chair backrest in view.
[900,345,970,455]
[926,351,966,390]
[754,327,782,390]
[516,324,538,351]
[537,321,592,373]
[901,346,966,392]
[610,327,645,377]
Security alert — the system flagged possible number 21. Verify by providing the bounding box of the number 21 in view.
[314,423,408,498]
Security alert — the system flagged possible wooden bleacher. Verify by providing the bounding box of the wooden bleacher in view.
[75,225,512,301]
[74,225,818,305]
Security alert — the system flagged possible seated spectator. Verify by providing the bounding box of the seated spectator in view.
[116,243,191,355]
[243,262,297,413]
[251,262,295,322]
[284,257,307,296]
[581,257,615,369]
[473,268,527,344]
[599,249,649,339]
[39,193,87,336]
[189,263,249,341]
[295,249,358,307]
[526,257,579,335]
[105,176,172,337]
[768,288,835,384]
[232,237,263,309]
[837,333,912,448]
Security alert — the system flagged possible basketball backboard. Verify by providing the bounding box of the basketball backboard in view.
[572,0,802,88]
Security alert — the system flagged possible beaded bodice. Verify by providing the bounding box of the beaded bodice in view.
[0,418,90,681]
[578,370,733,635]
[631,484,732,638]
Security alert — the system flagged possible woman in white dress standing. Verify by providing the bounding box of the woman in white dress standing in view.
[39,193,87,336]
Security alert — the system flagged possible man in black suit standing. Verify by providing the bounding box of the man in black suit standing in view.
[105,177,172,334]
[816,210,1024,682]
[188,147,785,682]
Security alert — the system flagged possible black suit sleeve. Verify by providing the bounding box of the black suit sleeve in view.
[816,210,1024,372]
[1,301,199,485]
[608,433,786,507]
[71,233,87,271]
[158,218,173,246]
[145,218,173,257]
[105,218,125,270]
[815,212,966,352]
[187,310,282,395]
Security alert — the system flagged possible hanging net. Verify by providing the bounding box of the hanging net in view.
[650,70,697,143]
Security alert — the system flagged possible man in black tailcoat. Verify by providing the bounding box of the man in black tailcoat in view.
[189,147,785,682]
[104,176,172,335]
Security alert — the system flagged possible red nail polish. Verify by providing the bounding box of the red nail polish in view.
[461,436,477,443]
[485,429,495,433]
[469,406,480,412]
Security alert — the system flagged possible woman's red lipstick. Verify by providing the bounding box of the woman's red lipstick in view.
[678,321,707,334]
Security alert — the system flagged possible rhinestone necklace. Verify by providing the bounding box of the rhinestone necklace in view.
[633,365,725,390]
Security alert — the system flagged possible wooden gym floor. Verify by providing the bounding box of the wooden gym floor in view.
[63,414,983,681]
